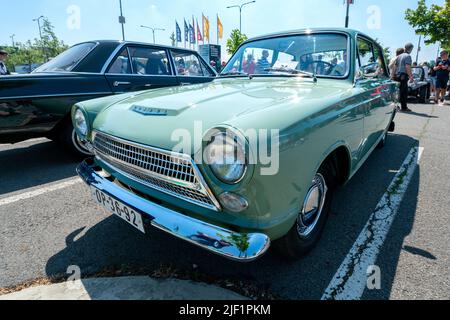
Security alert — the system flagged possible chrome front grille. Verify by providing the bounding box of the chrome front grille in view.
[92,131,220,211]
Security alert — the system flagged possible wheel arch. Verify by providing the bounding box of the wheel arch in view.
[316,143,352,186]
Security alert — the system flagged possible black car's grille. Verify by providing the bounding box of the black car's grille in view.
[93,131,220,211]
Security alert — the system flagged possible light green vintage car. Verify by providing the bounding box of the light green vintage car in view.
[74,28,398,261]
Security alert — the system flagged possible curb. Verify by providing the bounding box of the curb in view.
[0,276,248,300]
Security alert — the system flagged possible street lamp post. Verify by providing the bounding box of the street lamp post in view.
[10,34,15,48]
[33,16,47,61]
[415,35,422,64]
[119,0,126,41]
[140,25,166,44]
[345,0,352,28]
[227,1,256,33]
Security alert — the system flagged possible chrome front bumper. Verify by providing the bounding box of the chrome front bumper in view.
[77,160,271,262]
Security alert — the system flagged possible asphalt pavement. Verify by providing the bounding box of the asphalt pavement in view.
[0,102,449,300]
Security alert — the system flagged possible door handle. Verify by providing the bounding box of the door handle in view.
[113,81,131,87]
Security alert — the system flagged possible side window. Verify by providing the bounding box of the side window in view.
[357,38,375,68]
[357,38,379,78]
[107,49,132,74]
[373,45,388,78]
[127,47,171,76]
[172,52,205,77]
[200,61,216,77]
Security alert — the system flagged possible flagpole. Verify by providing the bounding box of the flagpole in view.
[202,15,205,45]
[345,0,351,28]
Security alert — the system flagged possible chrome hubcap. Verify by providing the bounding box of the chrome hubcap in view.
[71,130,92,155]
[297,173,328,238]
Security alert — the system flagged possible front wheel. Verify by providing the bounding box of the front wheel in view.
[274,161,336,260]
[60,122,93,157]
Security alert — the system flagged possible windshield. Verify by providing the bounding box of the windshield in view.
[33,42,97,73]
[221,33,349,78]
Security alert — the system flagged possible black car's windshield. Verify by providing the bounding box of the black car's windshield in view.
[33,42,97,73]
[221,33,349,78]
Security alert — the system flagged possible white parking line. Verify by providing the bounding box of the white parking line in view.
[0,178,82,207]
[322,146,421,300]
[0,138,48,147]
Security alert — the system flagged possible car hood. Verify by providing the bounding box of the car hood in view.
[93,77,354,152]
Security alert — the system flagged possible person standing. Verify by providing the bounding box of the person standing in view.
[434,50,450,105]
[256,50,271,73]
[0,50,10,75]
[395,43,415,112]
[389,48,405,79]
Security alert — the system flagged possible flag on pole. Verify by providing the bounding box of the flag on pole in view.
[217,14,224,42]
[184,19,189,43]
[192,16,196,45]
[189,23,195,44]
[176,21,182,43]
[203,14,210,43]
[196,19,203,42]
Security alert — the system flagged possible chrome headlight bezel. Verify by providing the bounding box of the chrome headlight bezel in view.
[203,128,248,185]
[73,106,89,139]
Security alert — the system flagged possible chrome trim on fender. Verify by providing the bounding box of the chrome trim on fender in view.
[77,160,270,262]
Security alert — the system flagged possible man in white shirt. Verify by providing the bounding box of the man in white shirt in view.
[0,50,10,75]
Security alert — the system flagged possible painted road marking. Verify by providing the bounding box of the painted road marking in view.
[0,178,82,207]
[322,146,420,300]
[0,138,48,147]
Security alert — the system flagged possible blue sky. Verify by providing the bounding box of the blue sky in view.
[0,0,444,62]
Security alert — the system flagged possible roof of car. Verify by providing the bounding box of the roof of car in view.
[75,40,199,53]
[243,28,375,44]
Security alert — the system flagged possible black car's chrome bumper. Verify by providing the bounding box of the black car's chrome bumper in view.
[77,160,271,262]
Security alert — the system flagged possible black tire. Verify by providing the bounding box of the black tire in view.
[59,121,93,158]
[418,86,428,103]
[274,160,336,260]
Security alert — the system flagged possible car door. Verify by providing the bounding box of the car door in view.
[355,37,395,157]
[170,50,216,86]
[105,46,178,93]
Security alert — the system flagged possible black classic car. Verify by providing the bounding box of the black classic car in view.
[0,41,216,155]
[408,66,431,103]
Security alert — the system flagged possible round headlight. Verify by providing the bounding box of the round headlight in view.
[74,108,88,137]
[204,131,247,184]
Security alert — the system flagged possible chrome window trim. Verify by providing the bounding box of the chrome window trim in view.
[101,42,127,74]
[92,131,221,211]
[105,73,178,78]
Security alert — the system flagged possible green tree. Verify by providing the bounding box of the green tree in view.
[375,38,392,62]
[36,18,68,60]
[405,0,450,50]
[1,17,67,72]
[226,29,248,55]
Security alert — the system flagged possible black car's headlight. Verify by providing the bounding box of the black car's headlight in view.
[204,130,247,184]
[73,107,89,138]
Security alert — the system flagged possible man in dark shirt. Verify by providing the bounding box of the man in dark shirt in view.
[434,50,450,105]
[0,49,10,75]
